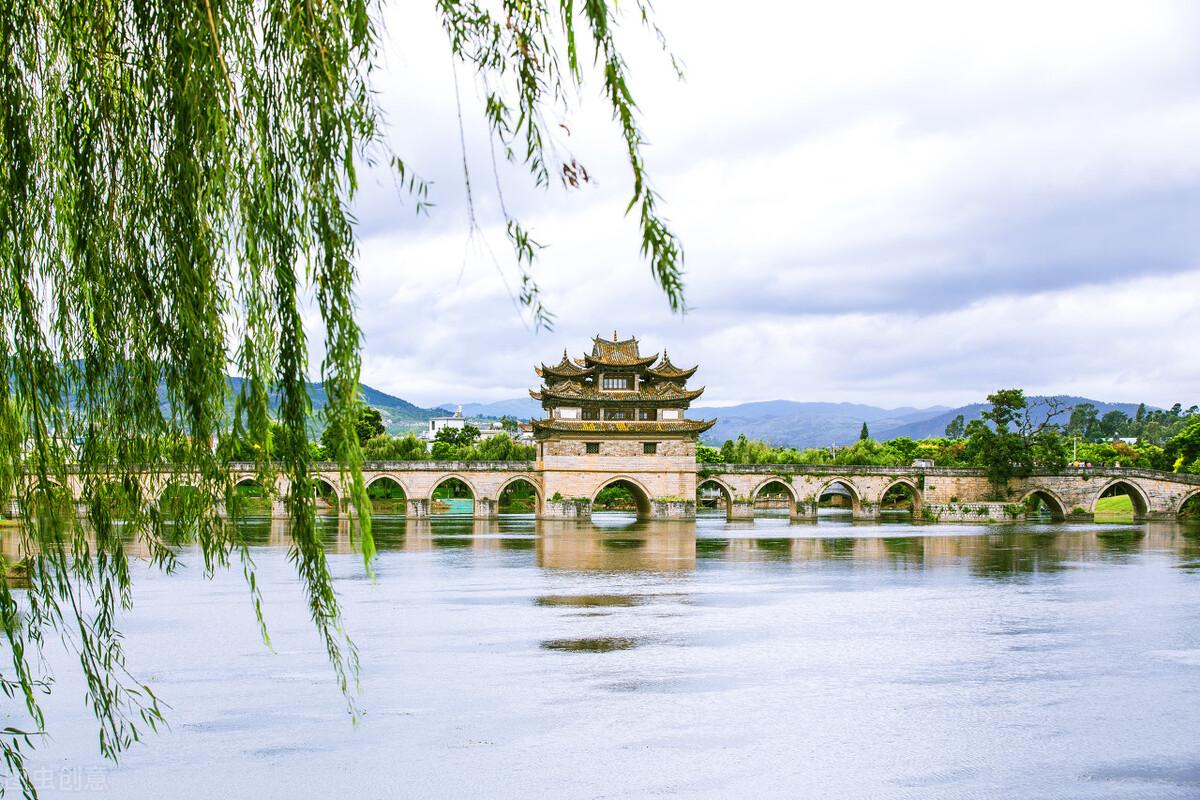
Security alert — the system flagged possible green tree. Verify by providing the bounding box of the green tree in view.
[434,423,480,450]
[498,416,520,434]
[0,0,684,792]
[1164,418,1200,474]
[321,402,384,456]
[966,389,1028,487]
[967,390,1069,488]
[696,445,722,464]
[860,422,870,441]
[944,414,966,439]
[1099,409,1130,439]
[1068,403,1100,440]
[361,433,427,461]
[430,441,457,461]
[355,405,385,445]
[471,433,535,461]
[884,437,919,464]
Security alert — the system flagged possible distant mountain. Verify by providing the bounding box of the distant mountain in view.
[439,398,544,420]
[433,393,1159,449]
[696,401,950,448]
[226,376,443,434]
[878,396,1149,441]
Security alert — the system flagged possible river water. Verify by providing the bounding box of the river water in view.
[13,510,1200,799]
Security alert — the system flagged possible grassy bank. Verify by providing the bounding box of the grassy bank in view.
[1094,495,1134,516]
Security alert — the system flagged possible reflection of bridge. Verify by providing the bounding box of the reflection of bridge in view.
[255,461,1200,522]
[4,517,1193,573]
[14,462,1200,523]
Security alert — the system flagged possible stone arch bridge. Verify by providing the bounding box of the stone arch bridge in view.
[697,464,1200,522]
[14,462,1199,523]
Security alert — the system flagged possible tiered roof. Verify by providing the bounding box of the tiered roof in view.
[535,350,595,380]
[530,379,705,404]
[583,334,658,369]
[646,350,697,381]
[530,418,715,434]
[530,332,714,437]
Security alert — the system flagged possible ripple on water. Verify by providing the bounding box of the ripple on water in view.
[534,594,645,608]
[1087,760,1200,787]
[540,636,641,653]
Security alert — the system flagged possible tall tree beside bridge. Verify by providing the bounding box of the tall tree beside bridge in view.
[966,389,1069,491]
[0,1,682,793]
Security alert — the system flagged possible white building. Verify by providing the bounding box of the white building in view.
[418,406,533,447]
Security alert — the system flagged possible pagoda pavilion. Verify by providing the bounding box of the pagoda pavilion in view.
[529,333,712,519]
[530,332,715,441]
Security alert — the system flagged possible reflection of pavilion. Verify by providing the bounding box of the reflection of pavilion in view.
[537,523,696,571]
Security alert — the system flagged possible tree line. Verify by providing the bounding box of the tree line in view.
[226,404,535,463]
[701,389,1200,487]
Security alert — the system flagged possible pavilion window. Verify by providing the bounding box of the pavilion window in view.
[606,409,629,421]
[601,375,632,390]
[643,442,658,454]
[581,408,600,420]
[639,409,655,421]
[585,442,600,454]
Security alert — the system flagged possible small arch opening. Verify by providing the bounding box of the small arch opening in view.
[313,477,340,514]
[753,480,795,518]
[1023,489,1066,521]
[158,482,205,521]
[366,477,407,514]
[818,480,859,519]
[499,478,539,515]
[696,479,732,518]
[88,479,140,519]
[591,479,651,520]
[24,480,74,519]
[880,481,922,521]
[1179,490,1200,518]
[230,477,273,516]
[431,477,474,516]
[1094,480,1148,519]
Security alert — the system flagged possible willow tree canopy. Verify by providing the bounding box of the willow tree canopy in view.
[0,0,683,793]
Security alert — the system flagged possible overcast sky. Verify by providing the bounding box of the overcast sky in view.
[326,0,1200,410]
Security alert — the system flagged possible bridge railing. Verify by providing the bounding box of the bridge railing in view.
[228,461,538,473]
[698,463,986,477]
[696,463,1200,485]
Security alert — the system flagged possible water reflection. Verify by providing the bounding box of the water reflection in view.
[10,512,1200,800]
[540,637,641,653]
[296,516,1200,581]
[5,515,1200,580]
[534,595,646,608]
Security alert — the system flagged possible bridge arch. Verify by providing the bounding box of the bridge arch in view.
[365,473,413,496]
[1021,487,1067,521]
[229,474,266,508]
[1177,488,1200,517]
[17,478,74,517]
[697,477,734,515]
[591,475,652,519]
[152,475,204,502]
[312,476,342,512]
[429,474,478,515]
[155,479,206,518]
[1091,478,1150,518]
[497,476,540,514]
[751,478,797,516]
[365,474,408,513]
[879,478,923,517]
[817,478,861,515]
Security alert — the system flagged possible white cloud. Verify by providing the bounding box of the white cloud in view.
[321,0,1200,410]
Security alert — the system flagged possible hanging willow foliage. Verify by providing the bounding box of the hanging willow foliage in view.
[0,0,682,793]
